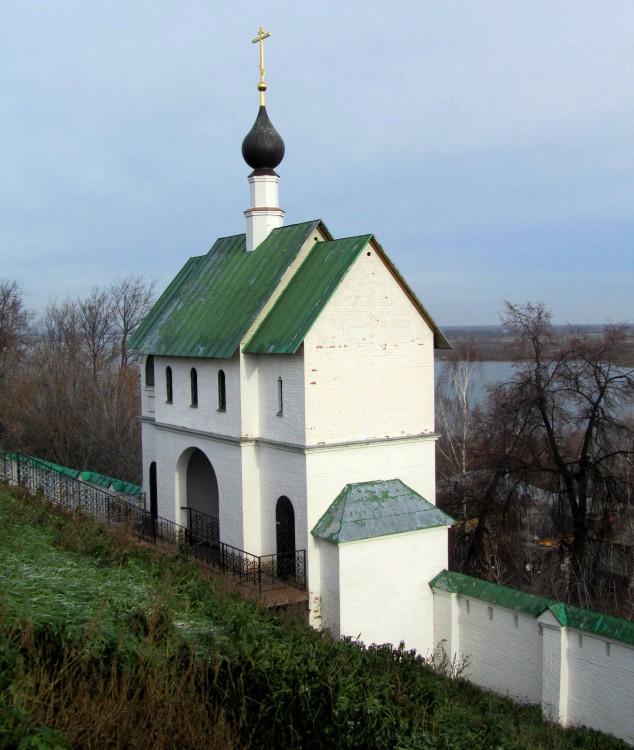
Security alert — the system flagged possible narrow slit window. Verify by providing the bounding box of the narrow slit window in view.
[165,366,173,403]
[277,377,283,415]
[217,370,226,411]
[488,606,493,621]
[190,368,198,407]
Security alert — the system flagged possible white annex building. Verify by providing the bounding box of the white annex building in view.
[130,33,634,745]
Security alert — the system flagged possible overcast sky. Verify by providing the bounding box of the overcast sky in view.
[1,1,633,326]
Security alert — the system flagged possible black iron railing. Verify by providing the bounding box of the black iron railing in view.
[0,450,306,593]
[182,506,220,547]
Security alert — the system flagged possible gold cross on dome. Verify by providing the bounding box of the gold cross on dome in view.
[252,26,271,104]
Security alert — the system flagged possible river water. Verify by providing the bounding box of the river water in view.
[434,361,515,406]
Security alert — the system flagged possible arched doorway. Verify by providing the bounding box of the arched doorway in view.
[185,449,219,545]
[276,496,296,579]
[149,462,158,519]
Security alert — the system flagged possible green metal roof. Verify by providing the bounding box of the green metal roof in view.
[429,570,555,617]
[547,602,634,647]
[4,451,142,496]
[245,235,451,354]
[80,471,113,488]
[312,479,455,544]
[244,235,372,354]
[110,480,143,496]
[430,570,634,646]
[129,221,322,358]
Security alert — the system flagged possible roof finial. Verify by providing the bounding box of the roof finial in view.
[252,26,271,106]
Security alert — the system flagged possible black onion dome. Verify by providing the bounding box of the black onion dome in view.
[242,106,285,170]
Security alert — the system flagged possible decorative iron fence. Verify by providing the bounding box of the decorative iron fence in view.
[182,506,220,547]
[0,450,306,593]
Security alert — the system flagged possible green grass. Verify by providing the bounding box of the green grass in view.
[0,484,629,750]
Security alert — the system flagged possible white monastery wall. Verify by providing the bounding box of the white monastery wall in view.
[334,527,447,656]
[565,630,634,744]
[438,595,543,703]
[303,248,435,445]
[433,588,634,746]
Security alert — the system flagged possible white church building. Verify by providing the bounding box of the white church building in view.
[130,32,453,655]
[130,33,634,744]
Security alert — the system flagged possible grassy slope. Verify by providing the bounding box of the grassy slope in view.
[0,485,628,750]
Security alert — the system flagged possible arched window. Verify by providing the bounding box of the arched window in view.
[217,369,226,411]
[190,368,198,407]
[165,366,173,403]
[145,355,155,387]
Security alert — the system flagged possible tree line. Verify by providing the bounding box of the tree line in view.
[436,302,634,619]
[0,276,156,483]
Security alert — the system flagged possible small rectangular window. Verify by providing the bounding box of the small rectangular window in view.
[277,377,283,415]
[539,625,543,637]
[465,600,470,614]
[514,614,519,629]
[606,642,611,657]
[578,634,583,648]
[488,606,493,621]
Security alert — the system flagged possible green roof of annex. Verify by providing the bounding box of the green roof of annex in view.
[130,220,450,359]
[312,479,454,544]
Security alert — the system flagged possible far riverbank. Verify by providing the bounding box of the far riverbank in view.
[436,324,634,364]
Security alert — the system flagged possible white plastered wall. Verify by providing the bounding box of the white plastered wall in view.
[305,438,437,623]
[256,352,306,445]
[152,356,240,438]
[433,593,544,704]
[248,444,308,557]
[565,629,634,744]
[303,246,435,445]
[319,526,448,656]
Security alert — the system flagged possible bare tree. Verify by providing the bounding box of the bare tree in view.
[79,289,115,380]
[0,281,31,443]
[436,342,482,482]
[0,280,31,380]
[11,285,143,482]
[110,275,156,367]
[479,302,634,605]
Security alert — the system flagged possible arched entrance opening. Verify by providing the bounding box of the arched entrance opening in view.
[184,448,220,546]
[149,462,158,519]
[276,495,296,579]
